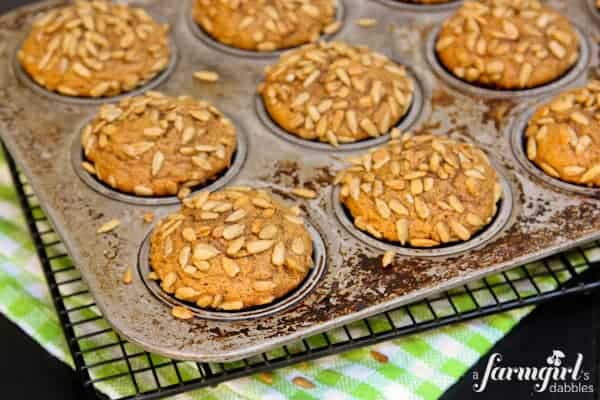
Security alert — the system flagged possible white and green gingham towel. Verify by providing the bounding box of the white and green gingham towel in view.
[0,147,596,400]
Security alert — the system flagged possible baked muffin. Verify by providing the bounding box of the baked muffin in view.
[525,81,600,187]
[259,41,414,146]
[336,135,502,247]
[18,0,170,98]
[149,187,314,311]
[192,0,337,52]
[436,0,579,90]
[81,92,237,197]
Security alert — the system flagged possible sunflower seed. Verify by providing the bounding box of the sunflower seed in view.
[222,257,240,277]
[414,197,430,219]
[396,219,408,245]
[172,306,194,320]
[272,241,286,266]
[193,70,219,82]
[220,300,244,310]
[247,240,275,254]
[449,220,471,241]
[375,198,391,219]
[254,280,276,291]
[291,237,305,255]
[227,237,245,255]
[193,243,220,260]
[581,165,600,183]
[292,377,315,389]
[292,187,317,199]
[122,267,132,284]
[97,219,120,234]
[223,224,245,240]
[382,250,395,268]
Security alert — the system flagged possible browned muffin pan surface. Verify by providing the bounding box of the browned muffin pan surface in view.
[0,0,599,362]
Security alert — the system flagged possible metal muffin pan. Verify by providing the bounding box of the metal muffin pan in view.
[0,0,599,362]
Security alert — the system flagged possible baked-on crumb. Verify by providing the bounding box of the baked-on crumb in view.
[192,0,336,51]
[337,135,502,247]
[97,218,120,234]
[525,81,600,187]
[436,0,579,90]
[18,0,170,98]
[259,41,414,146]
[149,188,313,311]
[81,91,237,197]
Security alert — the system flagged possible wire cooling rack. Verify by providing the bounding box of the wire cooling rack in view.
[5,145,600,400]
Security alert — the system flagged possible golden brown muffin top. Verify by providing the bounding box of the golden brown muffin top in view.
[192,0,337,51]
[18,0,170,97]
[337,135,502,247]
[525,81,600,187]
[81,91,237,197]
[436,0,579,89]
[149,188,314,311]
[259,41,414,146]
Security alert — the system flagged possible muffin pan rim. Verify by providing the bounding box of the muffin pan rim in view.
[185,0,347,59]
[137,216,328,321]
[424,23,591,99]
[373,0,463,12]
[70,115,249,206]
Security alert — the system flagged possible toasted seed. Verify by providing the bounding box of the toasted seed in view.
[193,243,220,260]
[449,220,471,241]
[196,294,213,308]
[227,237,245,255]
[182,227,196,242]
[466,213,484,226]
[564,165,585,176]
[223,223,245,240]
[123,267,133,284]
[97,219,120,234]
[226,209,247,222]
[179,246,191,267]
[162,272,177,291]
[259,224,278,240]
[410,238,440,247]
[292,187,317,199]
[292,376,315,389]
[220,300,244,310]
[252,197,272,208]
[285,215,304,225]
[436,221,451,243]
[356,18,377,28]
[291,237,305,255]
[370,350,389,363]
[222,257,240,277]
[548,40,566,59]
[272,241,286,266]
[172,306,194,320]
[526,137,537,160]
[151,151,164,176]
[389,199,409,215]
[581,165,600,183]
[247,240,275,254]
[414,197,430,219]
[254,280,276,291]
[193,70,219,82]
[375,198,391,219]
[396,219,408,245]
[175,287,200,300]
[570,112,589,126]
[448,195,465,213]
[382,250,396,268]
[148,272,159,280]
[134,185,154,196]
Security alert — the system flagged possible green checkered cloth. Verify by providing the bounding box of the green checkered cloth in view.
[0,147,596,400]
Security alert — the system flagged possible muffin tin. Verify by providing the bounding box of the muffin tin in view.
[0,0,599,362]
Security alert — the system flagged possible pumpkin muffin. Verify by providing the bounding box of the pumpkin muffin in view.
[525,81,600,187]
[259,41,414,146]
[192,0,338,52]
[149,188,314,311]
[436,0,579,89]
[81,92,237,197]
[336,135,502,247]
[18,0,171,98]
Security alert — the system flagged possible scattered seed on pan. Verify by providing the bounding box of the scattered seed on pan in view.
[123,267,133,284]
[382,250,396,268]
[143,212,154,224]
[194,70,219,82]
[97,219,120,234]
[357,18,377,28]
[171,306,194,320]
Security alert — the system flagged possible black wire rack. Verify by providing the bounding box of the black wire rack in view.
[5,145,600,400]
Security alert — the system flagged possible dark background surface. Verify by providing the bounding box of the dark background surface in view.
[0,1,599,399]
